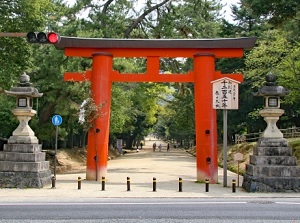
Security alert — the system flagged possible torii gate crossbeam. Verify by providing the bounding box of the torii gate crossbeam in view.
[55,37,256,183]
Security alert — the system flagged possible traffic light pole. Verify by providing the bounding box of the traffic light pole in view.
[0,32,26,37]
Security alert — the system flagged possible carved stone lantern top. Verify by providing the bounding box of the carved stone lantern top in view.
[5,72,43,98]
[254,72,288,97]
[19,72,31,87]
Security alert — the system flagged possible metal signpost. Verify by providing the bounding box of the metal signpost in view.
[52,115,63,177]
[212,78,240,187]
[234,152,244,187]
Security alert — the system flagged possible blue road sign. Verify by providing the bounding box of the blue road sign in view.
[52,115,62,126]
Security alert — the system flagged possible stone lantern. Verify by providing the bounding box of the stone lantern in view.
[253,72,288,138]
[242,72,300,192]
[0,73,51,188]
[4,73,43,144]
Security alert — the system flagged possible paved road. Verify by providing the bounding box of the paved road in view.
[0,198,299,222]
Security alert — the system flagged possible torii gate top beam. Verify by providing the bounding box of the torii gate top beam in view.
[55,37,256,58]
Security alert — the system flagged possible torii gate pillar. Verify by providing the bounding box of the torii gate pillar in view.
[194,53,218,183]
[86,52,112,180]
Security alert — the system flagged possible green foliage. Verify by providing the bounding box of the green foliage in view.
[241,0,300,26]
[110,83,133,134]
[148,0,222,38]
[0,0,54,89]
[155,84,195,146]
[0,95,17,138]
[277,44,300,105]
[245,30,291,89]
[244,29,300,128]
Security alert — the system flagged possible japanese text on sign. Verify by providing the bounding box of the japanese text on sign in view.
[212,78,240,110]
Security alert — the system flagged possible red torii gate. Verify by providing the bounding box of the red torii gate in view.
[55,37,256,183]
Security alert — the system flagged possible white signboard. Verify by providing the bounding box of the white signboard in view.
[234,152,244,161]
[212,77,240,110]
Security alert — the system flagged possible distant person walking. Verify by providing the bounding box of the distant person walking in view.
[158,144,162,152]
[140,142,143,150]
[153,142,156,152]
[167,143,170,152]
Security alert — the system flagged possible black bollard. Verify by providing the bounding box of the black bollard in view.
[153,177,157,192]
[127,177,131,191]
[205,179,209,192]
[101,176,105,191]
[232,179,236,193]
[179,178,183,192]
[51,176,56,189]
[78,177,81,190]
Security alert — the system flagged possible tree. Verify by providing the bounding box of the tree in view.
[161,91,195,147]
[0,0,54,88]
[243,29,300,129]
[276,43,300,126]
[0,0,58,138]
[240,0,300,26]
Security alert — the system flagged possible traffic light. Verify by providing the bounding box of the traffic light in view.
[26,32,60,44]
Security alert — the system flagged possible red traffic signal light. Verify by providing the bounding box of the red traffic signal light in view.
[47,32,60,43]
[26,32,60,44]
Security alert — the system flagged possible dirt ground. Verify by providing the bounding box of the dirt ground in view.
[49,138,299,175]
[47,148,120,174]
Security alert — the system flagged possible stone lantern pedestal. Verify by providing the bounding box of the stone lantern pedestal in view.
[259,108,284,138]
[242,73,300,192]
[0,73,51,188]
[8,108,38,144]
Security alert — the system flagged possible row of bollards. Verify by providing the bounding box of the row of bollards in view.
[74,176,238,193]
[204,179,236,193]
